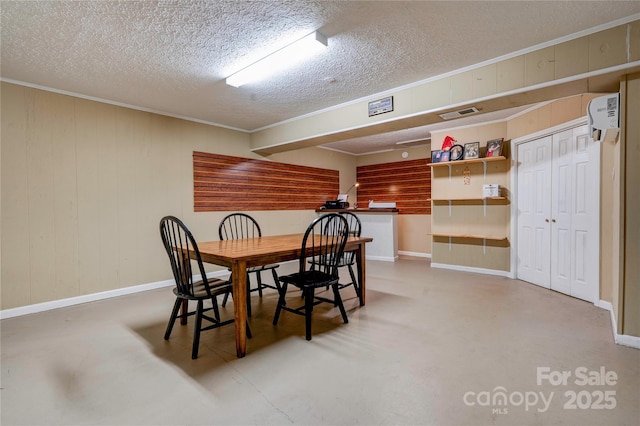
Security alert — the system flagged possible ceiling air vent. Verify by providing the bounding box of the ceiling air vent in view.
[439,107,480,120]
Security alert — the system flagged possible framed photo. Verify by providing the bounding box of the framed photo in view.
[485,138,503,158]
[463,142,480,160]
[431,150,444,163]
[449,144,464,161]
[440,151,450,162]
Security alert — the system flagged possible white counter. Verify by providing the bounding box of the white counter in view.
[317,209,398,262]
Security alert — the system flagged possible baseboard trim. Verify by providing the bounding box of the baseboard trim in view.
[597,300,640,349]
[398,250,431,259]
[366,255,398,262]
[430,262,511,277]
[0,271,228,320]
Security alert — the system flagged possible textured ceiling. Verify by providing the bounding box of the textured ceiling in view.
[2,1,640,154]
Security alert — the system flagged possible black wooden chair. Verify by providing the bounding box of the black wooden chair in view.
[159,216,250,359]
[218,213,281,317]
[336,212,363,304]
[272,213,350,340]
[309,211,363,305]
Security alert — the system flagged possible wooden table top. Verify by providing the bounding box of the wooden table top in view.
[196,233,373,268]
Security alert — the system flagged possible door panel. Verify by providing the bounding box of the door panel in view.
[551,130,573,295]
[568,127,596,302]
[517,136,551,288]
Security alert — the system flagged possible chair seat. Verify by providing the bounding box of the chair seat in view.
[173,278,231,299]
[279,270,338,289]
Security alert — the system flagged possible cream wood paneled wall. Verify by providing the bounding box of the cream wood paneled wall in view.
[251,19,640,152]
[598,73,639,338]
[507,94,599,140]
[398,215,431,255]
[355,145,430,166]
[620,73,640,337]
[0,82,354,310]
[600,125,618,307]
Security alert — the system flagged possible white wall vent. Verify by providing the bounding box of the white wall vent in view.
[439,107,480,120]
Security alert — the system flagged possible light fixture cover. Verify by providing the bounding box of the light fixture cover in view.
[226,31,328,88]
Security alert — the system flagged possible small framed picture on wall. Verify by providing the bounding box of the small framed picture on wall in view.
[463,142,480,160]
[485,138,503,158]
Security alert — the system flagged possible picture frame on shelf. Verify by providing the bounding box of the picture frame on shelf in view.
[440,151,450,162]
[463,142,480,160]
[449,144,464,161]
[485,138,503,158]
[431,150,444,163]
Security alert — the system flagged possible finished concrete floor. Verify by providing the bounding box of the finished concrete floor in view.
[1,257,639,425]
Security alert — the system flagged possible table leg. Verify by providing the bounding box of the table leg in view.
[232,260,248,358]
[355,243,366,306]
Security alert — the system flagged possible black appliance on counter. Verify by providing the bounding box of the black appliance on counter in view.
[322,200,349,209]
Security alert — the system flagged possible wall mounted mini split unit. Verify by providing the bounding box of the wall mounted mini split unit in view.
[588,93,620,144]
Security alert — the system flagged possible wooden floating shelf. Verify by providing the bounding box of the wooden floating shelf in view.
[429,156,507,167]
[430,233,508,241]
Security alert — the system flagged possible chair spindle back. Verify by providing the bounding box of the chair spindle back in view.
[303,214,349,277]
[219,213,262,240]
[340,212,362,264]
[159,216,209,297]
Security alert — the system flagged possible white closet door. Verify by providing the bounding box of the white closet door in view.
[565,126,597,302]
[516,124,598,303]
[517,136,552,288]
[550,129,574,295]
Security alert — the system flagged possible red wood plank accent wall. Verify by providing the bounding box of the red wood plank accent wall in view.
[356,159,431,214]
[193,151,339,212]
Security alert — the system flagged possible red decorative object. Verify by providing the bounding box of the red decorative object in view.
[441,135,456,151]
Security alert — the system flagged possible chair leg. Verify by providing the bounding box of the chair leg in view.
[246,321,253,339]
[164,298,182,340]
[348,264,361,303]
[211,295,221,322]
[305,287,315,340]
[192,300,204,359]
[273,282,288,325]
[271,269,282,297]
[256,271,264,297]
[332,284,349,324]
[222,273,232,307]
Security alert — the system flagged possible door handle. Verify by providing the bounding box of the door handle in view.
[552,219,556,223]
[545,219,549,223]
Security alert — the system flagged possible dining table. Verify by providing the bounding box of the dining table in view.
[187,233,373,358]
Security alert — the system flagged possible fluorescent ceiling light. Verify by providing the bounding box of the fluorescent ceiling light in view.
[226,31,328,88]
